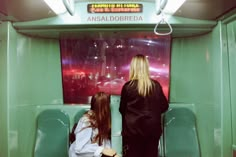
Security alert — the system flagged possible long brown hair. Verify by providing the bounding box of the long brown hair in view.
[89,92,111,145]
[129,54,153,96]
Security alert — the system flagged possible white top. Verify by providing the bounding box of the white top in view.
[69,114,111,157]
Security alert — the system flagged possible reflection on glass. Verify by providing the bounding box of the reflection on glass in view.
[60,32,171,104]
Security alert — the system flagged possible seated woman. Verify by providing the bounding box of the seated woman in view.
[69,92,118,157]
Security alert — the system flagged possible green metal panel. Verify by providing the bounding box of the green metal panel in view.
[4,23,64,157]
[9,105,38,157]
[218,21,232,157]
[170,22,231,157]
[8,34,63,105]
[0,22,10,157]
[110,95,122,157]
[227,19,236,152]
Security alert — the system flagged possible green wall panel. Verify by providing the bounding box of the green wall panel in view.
[4,23,64,157]
[170,22,232,157]
[9,106,37,157]
[8,34,63,105]
[227,19,236,151]
[0,22,10,157]
[170,34,221,104]
[219,21,232,157]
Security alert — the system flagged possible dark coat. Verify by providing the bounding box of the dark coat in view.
[119,79,169,139]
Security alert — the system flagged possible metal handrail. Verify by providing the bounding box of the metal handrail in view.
[156,0,168,15]
[62,0,75,16]
[154,0,173,36]
[154,15,173,35]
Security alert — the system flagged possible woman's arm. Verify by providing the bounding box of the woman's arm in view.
[158,84,169,113]
[74,117,92,153]
[119,85,127,115]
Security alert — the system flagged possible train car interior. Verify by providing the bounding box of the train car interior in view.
[0,0,236,157]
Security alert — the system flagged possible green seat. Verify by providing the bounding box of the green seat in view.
[163,108,200,157]
[74,107,89,123]
[34,109,70,157]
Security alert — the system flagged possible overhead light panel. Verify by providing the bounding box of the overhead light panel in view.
[163,0,186,15]
[44,0,67,14]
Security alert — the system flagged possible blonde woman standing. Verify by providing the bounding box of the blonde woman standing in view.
[119,54,169,157]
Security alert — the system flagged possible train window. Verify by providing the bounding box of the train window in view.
[60,32,171,104]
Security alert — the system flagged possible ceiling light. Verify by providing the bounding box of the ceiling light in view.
[44,0,67,14]
[163,0,186,15]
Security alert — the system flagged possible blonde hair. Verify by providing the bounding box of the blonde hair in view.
[129,54,153,96]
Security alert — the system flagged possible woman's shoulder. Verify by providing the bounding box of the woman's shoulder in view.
[123,80,138,87]
[75,111,93,132]
[121,80,131,89]
[124,80,132,85]
[151,79,160,85]
[151,79,162,88]
[79,110,94,123]
[78,116,90,126]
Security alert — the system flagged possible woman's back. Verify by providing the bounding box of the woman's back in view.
[119,79,168,138]
[69,111,111,157]
[69,92,112,157]
[119,54,169,157]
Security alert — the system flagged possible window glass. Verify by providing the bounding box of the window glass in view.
[60,32,171,104]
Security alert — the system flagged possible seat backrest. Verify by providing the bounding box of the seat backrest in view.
[74,107,89,124]
[34,109,70,157]
[163,108,201,157]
